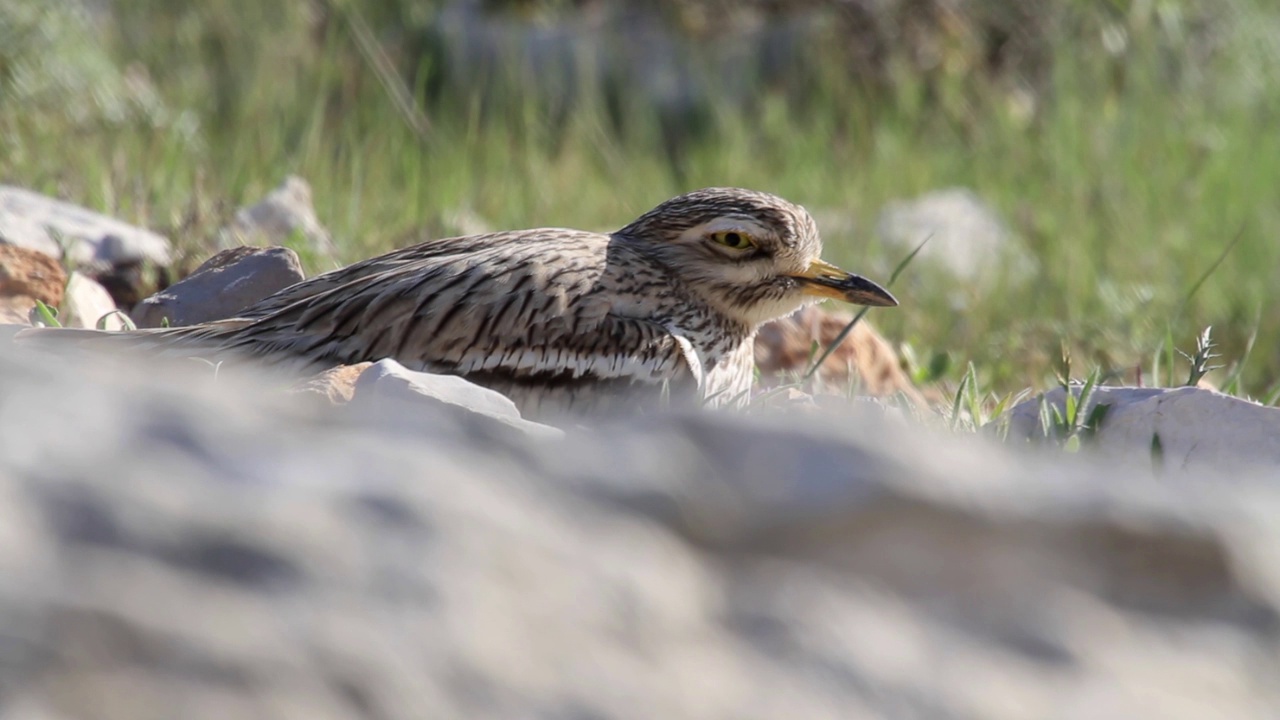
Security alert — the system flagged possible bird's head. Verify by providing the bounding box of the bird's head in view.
[616,187,897,327]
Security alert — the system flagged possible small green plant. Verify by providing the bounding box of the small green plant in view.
[32,300,62,328]
[188,357,225,381]
[1179,325,1223,387]
[1220,308,1261,397]
[802,233,930,382]
[944,361,1026,437]
[96,309,137,331]
[1037,367,1111,452]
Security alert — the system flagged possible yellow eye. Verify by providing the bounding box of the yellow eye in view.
[711,231,754,250]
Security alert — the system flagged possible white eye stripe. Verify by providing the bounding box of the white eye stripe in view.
[699,216,770,237]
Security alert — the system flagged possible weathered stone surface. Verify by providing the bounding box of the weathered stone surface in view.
[0,185,172,269]
[755,306,926,405]
[877,187,1035,284]
[288,362,373,404]
[0,296,36,325]
[0,346,1278,718]
[1005,385,1280,477]
[219,176,336,258]
[131,246,305,328]
[58,271,126,330]
[0,244,66,326]
[349,358,562,439]
[0,244,67,307]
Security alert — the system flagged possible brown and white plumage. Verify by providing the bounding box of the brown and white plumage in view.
[16,187,897,420]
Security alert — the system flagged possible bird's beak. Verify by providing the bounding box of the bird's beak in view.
[789,259,898,307]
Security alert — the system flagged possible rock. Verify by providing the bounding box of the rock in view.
[131,246,305,328]
[0,324,26,344]
[1003,385,1280,476]
[754,386,819,413]
[0,298,35,325]
[876,187,1035,284]
[755,306,927,406]
[0,185,172,270]
[0,244,67,307]
[58,272,126,330]
[348,358,563,440]
[287,362,372,405]
[0,245,67,325]
[0,344,1278,717]
[219,176,336,258]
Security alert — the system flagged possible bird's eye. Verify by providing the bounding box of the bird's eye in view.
[710,231,754,250]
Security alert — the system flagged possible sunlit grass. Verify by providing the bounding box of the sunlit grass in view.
[2,0,1278,404]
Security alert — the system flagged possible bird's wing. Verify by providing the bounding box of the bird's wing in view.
[219,230,703,388]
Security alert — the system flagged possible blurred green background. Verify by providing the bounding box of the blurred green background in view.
[2,0,1278,399]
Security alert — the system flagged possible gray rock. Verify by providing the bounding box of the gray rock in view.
[58,271,126,330]
[876,187,1036,284]
[349,358,563,440]
[0,185,172,269]
[0,345,1277,718]
[132,246,305,328]
[219,176,336,258]
[1004,385,1280,477]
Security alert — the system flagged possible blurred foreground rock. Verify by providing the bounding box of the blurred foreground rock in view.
[132,246,305,328]
[0,340,1278,719]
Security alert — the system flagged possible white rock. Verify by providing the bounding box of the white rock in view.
[219,176,336,257]
[131,246,305,328]
[349,358,563,439]
[0,185,172,269]
[1003,385,1280,476]
[0,345,1279,718]
[58,272,126,330]
[876,187,1036,284]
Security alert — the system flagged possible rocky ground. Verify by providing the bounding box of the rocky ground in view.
[3,182,1280,718]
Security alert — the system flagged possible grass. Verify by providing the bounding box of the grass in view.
[3,0,1279,408]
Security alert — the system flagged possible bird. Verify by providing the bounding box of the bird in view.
[16,187,897,421]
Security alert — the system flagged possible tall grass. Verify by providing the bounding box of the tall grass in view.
[2,0,1277,400]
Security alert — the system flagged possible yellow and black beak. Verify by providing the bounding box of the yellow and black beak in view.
[789,259,898,307]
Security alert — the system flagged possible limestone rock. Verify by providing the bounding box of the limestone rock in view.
[755,306,926,405]
[0,185,172,270]
[131,246,305,328]
[219,176,336,258]
[877,187,1035,284]
[348,358,562,439]
[1003,385,1280,476]
[58,272,126,330]
[0,344,1277,717]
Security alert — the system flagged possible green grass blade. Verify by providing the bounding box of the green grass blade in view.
[33,300,62,328]
[803,233,930,382]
